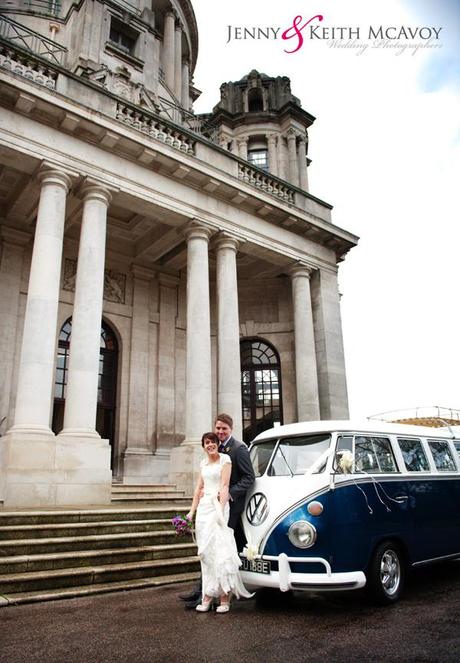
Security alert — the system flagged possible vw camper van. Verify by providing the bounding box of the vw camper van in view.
[240,420,460,603]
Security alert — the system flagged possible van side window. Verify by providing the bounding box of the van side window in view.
[455,441,460,460]
[355,436,398,473]
[398,438,429,472]
[428,440,457,471]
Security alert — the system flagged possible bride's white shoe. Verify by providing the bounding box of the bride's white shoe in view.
[196,599,212,612]
[216,603,230,613]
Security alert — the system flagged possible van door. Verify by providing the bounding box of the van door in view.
[331,435,411,573]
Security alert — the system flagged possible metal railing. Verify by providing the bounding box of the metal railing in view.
[0,14,66,65]
[369,406,460,425]
[0,0,61,17]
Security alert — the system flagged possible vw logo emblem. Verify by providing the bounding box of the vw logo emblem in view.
[246,493,269,525]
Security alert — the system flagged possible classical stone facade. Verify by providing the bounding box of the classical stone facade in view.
[0,0,358,507]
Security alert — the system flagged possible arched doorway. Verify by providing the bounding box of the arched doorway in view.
[240,338,283,443]
[52,318,119,466]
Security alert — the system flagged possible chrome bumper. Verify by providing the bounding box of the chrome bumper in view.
[240,552,367,592]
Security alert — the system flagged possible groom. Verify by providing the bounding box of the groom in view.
[180,413,255,608]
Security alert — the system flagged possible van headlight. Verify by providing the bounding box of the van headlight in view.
[287,521,317,549]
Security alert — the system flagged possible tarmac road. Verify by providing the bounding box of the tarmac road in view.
[1,561,459,663]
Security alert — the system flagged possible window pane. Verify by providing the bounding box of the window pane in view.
[355,436,397,473]
[428,440,457,471]
[250,440,278,477]
[269,435,331,476]
[398,438,429,472]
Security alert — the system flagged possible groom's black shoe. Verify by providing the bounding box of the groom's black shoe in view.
[178,590,201,602]
[184,598,201,609]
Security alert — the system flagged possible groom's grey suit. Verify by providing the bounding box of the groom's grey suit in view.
[219,435,255,542]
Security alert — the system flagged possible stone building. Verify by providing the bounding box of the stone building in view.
[0,0,358,508]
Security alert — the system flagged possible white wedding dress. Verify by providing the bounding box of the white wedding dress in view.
[196,453,253,599]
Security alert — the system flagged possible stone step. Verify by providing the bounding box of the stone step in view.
[0,518,178,540]
[0,542,197,574]
[111,484,180,492]
[0,571,199,607]
[111,492,186,500]
[0,529,191,555]
[0,555,200,594]
[0,506,189,526]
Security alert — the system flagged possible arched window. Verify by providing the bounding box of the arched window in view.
[241,338,283,443]
[248,88,264,112]
[52,318,118,466]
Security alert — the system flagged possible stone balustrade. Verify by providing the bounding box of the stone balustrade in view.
[0,45,57,89]
[116,102,196,155]
[238,163,295,205]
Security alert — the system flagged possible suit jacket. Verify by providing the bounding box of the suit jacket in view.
[220,436,255,516]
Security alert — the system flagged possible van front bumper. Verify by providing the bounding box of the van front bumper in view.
[240,553,367,592]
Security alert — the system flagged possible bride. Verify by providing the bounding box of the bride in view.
[186,432,253,613]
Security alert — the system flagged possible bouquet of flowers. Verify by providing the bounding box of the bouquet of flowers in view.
[171,514,193,536]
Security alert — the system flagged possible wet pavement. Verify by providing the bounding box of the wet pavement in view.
[1,561,459,663]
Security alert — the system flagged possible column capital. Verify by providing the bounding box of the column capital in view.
[237,137,249,146]
[289,262,316,279]
[267,134,278,147]
[183,221,213,243]
[213,231,241,253]
[36,162,74,193]
[79,179,116,206]
[131,264,156,281]
[286,128,300,142]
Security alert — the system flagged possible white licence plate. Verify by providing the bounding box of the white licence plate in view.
[240,557,271,574]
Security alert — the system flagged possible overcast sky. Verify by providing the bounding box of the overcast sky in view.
[190,0,460,420]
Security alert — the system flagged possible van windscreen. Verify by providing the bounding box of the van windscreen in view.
[267,434,331,476]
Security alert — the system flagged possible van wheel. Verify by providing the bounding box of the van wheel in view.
[367,541,404,604]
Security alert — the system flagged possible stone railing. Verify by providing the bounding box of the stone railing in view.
[238,163,295,205]
[116,102,196,155]
[0,15,67,66]
[0,43,58,88]
[157,96,218,142]
[0,0,61,17]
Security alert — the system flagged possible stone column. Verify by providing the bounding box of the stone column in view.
[183,223,212,440]
[215,233,242,439]
[174,21,182,100]
[290,264,320,421]
[181,58,190,110]
[60,182,112,437]
[169,222,212,495]
[277,136,287,181]
[267,134,278,178]
[311,269,349,419]
[10,165,71,435]
[0,227,30,433]
[163,11,175,91]
[298,137,309,191]
[237,137,248,160]
[123,266,154,483]
[287,130,299,187]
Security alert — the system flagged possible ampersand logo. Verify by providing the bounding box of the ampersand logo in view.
[282,14,324,53]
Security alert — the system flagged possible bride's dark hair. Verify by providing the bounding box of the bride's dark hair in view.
[201,432,219,447]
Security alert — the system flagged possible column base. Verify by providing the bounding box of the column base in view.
[122,449,170,484]
[169,440,205,497]
[1,430,111,508]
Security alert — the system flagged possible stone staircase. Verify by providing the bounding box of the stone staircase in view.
[0,484,199,606]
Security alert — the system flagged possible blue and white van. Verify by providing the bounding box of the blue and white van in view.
[240,420,460,603]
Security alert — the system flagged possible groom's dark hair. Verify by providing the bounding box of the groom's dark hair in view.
[215,413,233,429]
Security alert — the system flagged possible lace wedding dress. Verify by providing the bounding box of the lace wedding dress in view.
[195,453,253,599]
